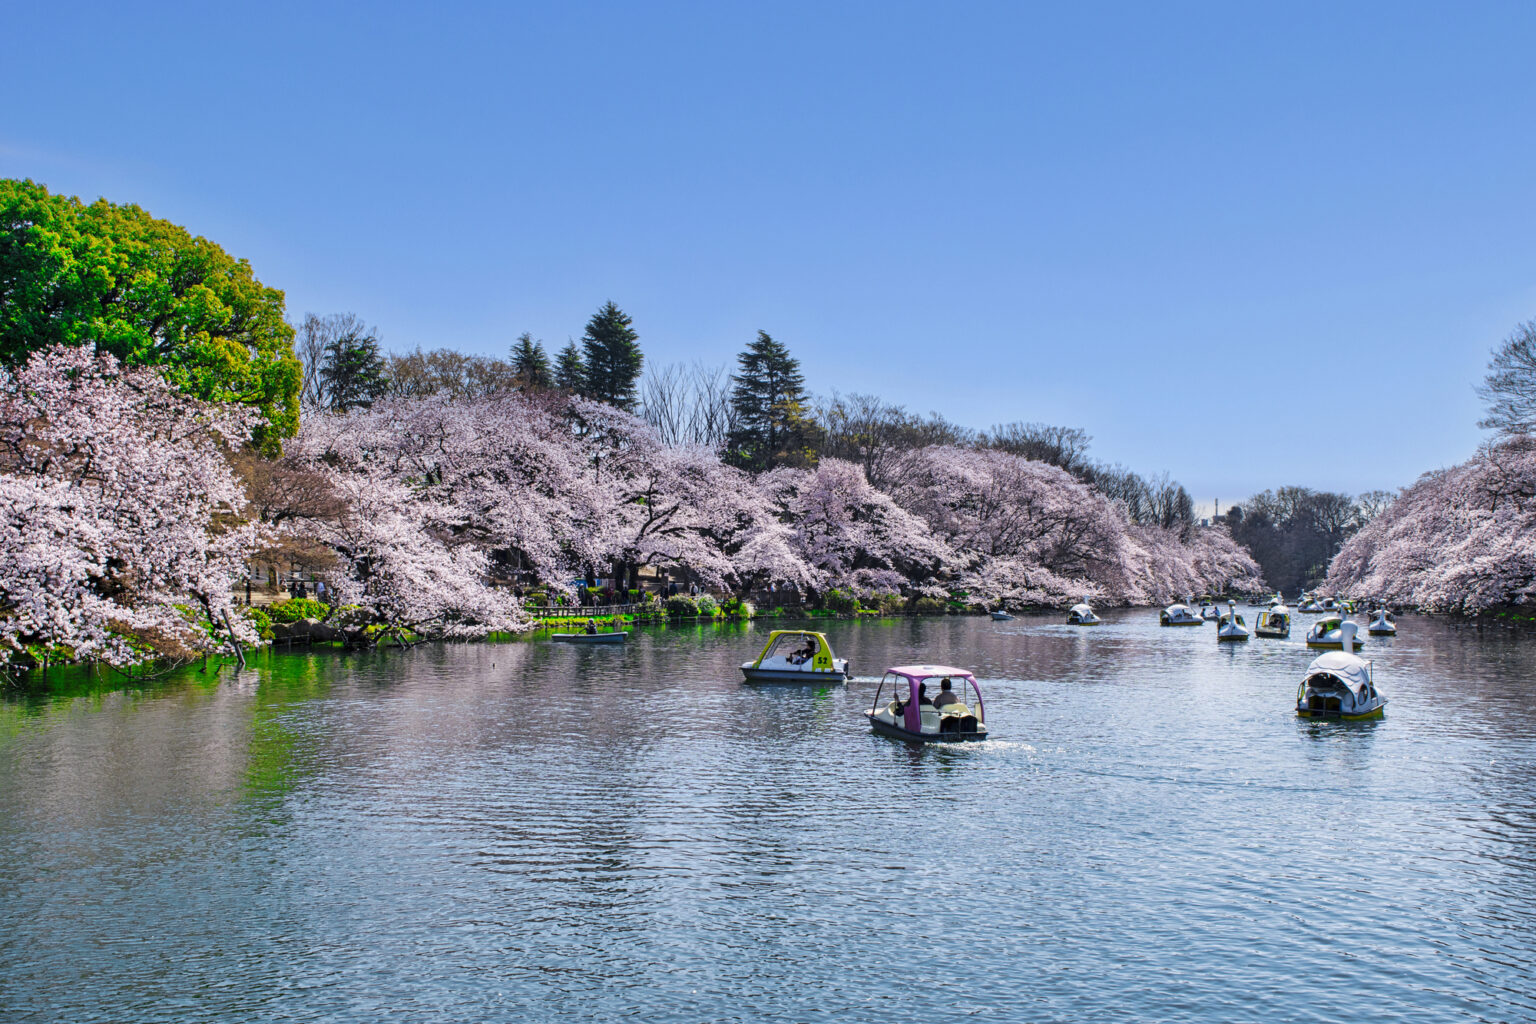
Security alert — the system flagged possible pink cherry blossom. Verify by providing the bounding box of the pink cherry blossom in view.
[0,346,263,666]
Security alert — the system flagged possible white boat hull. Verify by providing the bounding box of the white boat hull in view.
[742,661,849,683]
[864,711,988,743]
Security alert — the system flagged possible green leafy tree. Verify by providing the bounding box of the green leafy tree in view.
[319,326,389,412]
[727,330,815,471]
[580,301,643,409]
[0,179,301,451]
[511,332,553,389]
[555,341,586,392]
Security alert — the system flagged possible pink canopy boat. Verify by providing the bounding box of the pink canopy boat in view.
[864,665,989,743]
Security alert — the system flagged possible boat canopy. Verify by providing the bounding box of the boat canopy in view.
[750,630,836,671]
[1304,651,1372,694]
[1165,602,1193,614]
[1069,603,1093,617]
[887,665,975,682]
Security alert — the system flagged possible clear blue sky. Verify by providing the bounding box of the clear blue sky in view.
[5,1,1534,505]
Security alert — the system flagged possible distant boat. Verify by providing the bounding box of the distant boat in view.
[1160,601,1202,626]
[990,610,1013,621]
[1066,597,1101,625]
[1217,601,1250,642]
[1254,605,1290,639]
[1306,615,1365,650]
[1367,609,1397,636]
[551,630,627,644]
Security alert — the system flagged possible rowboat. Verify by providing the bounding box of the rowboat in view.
[551,631,627,644]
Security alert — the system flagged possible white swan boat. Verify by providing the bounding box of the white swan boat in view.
[1217,601,1250,642]
[1160,602,1203,626]
[1305,614,1365,650]
[1367,609,1397,636]
[741,630,850,683]
[1296,625,1385,720]
[1066,598,1101,625]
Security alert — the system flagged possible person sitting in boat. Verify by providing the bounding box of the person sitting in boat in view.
[789,639,817,665]
[917,682,934,707]
[933,678,962,708]
[584,618,598,635]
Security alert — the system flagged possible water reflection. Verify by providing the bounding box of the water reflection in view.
[1,611,1534,1022]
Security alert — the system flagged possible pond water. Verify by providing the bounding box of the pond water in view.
[1,611,1533,1023]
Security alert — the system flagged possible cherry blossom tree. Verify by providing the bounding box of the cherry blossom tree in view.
[570,398,818,593]
[759,459,956,596]
[0,346,263,668]
[1326,439,1536,613]
[892,447,1137,603]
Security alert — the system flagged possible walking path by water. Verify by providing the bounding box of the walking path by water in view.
[1,612,1532,1022]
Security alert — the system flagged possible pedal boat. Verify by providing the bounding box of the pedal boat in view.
[1306,614,1365,650]
[1367,609,1397,636]
[865,666,988,742]
[1298,595,1324,614]
[551,630,627,644]
[1254,603,1290,639]
[990,610,1014,621]
[1199,602,1220,621]
[740,630,850,683]
[1217,602,1250,642]
[1297,626,1384,719]
[1066,598,1101,625]
[1160,602,1203,626]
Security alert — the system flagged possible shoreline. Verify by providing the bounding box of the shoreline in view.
[7,606,1526,700]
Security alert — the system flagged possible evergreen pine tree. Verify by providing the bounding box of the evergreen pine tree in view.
[555,341,586,393]
[726,330,812,471]
[319,326,389,412]
[511,333,553,389]
[580,301,643,409]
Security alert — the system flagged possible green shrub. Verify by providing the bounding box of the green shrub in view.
[912,596,947,615]
[242,607,274,640]
[268,597,331,623]
[721,596,754,620]
[665,595,699,618]
[824,589,857,615]
[696,594,720,617]
[864,591,905,616]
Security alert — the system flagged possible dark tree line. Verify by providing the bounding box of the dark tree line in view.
[1227,487,1394,596]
